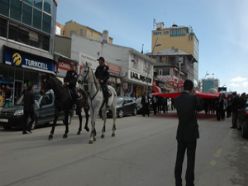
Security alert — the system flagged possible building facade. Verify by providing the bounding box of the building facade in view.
[0,0,57,107]
[202,78,219,92]
[151,22,199,81]
[61,20,113,44]
[70,34,154,97]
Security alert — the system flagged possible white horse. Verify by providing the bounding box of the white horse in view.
[78,63,117,144]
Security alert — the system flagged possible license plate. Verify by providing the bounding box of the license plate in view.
[0,118,8,123]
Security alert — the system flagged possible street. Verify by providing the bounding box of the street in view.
[0,114,248,186]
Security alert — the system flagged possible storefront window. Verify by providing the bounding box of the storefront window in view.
[33,8,42,29]
[10,0,22,21]
[43,0,51,13]
[42,13,51,33]
[22,3,32,25]
[0,0,9,16]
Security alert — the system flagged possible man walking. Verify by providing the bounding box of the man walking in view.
[22,84,35,134]
[174,79,202,186]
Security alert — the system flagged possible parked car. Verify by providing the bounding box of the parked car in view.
[237,101,248,138]
[0,90,71,130]
[107,97,137,118]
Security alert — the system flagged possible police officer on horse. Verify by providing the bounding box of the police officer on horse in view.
[64,69,80,102]
[95,57,110,108]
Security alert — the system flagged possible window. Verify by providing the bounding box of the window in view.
[42,13,51,33]
[43,0,51,13]
[0,0,9,16]
[42,35,50,50]
[159,69,163,75]
[10,0,22,21]
[34,0,43,10]
[0,17,7,37]
[33,9,42,29]
[131,55,138,69]
[22,3,32,25]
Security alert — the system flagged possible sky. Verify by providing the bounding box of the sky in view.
[57,0,248,93]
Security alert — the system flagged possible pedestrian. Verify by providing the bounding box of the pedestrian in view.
[231,92,239,129]
[22,83,35,134]
[95,57,110,108]
[174,79,203,186]
[141,94,150,117]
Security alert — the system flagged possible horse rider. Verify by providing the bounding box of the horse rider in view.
[64,70,80,102]
[95,57,110,107]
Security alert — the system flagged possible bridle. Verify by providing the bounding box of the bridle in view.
[79,65,99,100]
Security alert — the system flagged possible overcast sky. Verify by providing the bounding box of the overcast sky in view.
[57,0,248,93]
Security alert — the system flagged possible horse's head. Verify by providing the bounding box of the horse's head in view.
[78,62,92,92]
[40,74,59,94]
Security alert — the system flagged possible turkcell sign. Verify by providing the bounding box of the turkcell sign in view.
[3,46,55,74]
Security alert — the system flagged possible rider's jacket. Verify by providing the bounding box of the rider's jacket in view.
[64,70,78,88]
[95,65,109,84]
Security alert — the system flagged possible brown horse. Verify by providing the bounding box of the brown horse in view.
[41,74,89,140]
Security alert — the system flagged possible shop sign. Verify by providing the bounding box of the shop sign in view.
[128,70,152,85]
[3,46,55,74]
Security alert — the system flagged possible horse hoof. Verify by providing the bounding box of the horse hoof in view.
[84,126,89,132]
[93,137,96,141]
[101,134,105,138]
[111,133,115,137]
[77,131,81,135]
[89,140,93,144]
[48,135,53,140]
[63,134,68,138]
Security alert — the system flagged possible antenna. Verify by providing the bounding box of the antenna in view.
[153,18,156,29]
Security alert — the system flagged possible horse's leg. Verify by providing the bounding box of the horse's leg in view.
[76,104,82,135]
[89,108,97,144]
[84,107,89,132]
[49,110,58,140]
[101,106,107,139]
[63,111,69,138]
[111,105,117,137]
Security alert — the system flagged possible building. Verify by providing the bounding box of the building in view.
[0,0,58,107]
[67,34,154,97]
[202,78,219,92]
[61,20,113,44]
[151,21,199,82]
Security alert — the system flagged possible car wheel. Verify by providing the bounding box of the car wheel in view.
[133,108,137,116]
[118,110,124,118]
[3,123,11,130]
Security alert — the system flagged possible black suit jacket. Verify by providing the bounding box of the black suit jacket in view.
[174,91,202,142]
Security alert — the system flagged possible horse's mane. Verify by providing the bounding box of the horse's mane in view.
[88,66,100,90]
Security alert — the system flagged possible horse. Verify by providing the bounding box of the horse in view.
[78,63,117,144]
[40,74,89,140]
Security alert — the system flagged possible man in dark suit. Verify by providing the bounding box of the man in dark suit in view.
[22,84,35,134]
[174,79,202,186]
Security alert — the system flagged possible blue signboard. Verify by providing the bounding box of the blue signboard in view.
[3,46,55,74]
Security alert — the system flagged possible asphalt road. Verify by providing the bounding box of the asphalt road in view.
[0,114,247,186]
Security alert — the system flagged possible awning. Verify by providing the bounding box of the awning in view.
[152,91,220,99]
